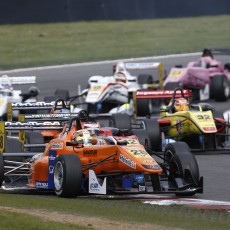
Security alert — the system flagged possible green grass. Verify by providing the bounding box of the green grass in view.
[0,15,229,70]
[0,192,229,229]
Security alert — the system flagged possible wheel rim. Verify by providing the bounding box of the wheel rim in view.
[165,149,173,163]
[54,161,64,191]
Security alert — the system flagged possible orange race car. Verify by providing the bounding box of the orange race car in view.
[0,116,203,198]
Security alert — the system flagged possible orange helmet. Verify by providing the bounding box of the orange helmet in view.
[174,97,189,112]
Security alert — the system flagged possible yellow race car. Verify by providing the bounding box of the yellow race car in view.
[134,87,227,151]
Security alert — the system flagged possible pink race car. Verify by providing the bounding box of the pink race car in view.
[164,49,230,101]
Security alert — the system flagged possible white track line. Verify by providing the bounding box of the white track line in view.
[0,52,201,73]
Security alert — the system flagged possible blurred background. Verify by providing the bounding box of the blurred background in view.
[0,0,229,24]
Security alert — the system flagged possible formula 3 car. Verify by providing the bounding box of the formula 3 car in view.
[0,75,39,120]
[164,49,230,101]
[0,116,203,198]
[133,87,228,151]
[69,61,164,114]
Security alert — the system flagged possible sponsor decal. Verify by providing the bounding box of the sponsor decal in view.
[48,150,56,189]
[83,149,97,155]
[119,154,136,169]
[142,159,154,163]
[90,182,100,192]
[169,70,183,77]
[203,127,216,131]
[138,185,146,192]
[35,181,48,189]
[91,85,104,91]
[51,142,63,149]
[89,170,106,194]
[5,121,60,126]
[25,113,76,119]
[125,62,160,69]
[136,89,191,98]
[12,101,55,107]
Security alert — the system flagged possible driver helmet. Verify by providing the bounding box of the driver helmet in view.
[174,97,189,112]
[114,72,126,83]
[72,129,92,146]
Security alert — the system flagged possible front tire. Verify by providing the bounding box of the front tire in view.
[54,154,82,198]
[164,142,200,196]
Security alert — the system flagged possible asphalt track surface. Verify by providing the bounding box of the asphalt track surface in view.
[1,53,230,202]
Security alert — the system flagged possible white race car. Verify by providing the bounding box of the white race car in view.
[71,61,164,114]
[0,75,39,120]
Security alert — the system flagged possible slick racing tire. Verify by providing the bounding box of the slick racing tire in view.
[54,154,82,198]
[109,113,131,130]
[0,154,4,187]
[140,118,161,151]
[212,75,229,102]
[136,97,152,116]
[164,142,200,196]
[137,74,153,86]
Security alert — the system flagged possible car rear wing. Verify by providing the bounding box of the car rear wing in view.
[0,121,64,152]
[115,61,164,90]
[132,89,192,119]
[0,75,36,85]
[135,89,192,99]
[7,100,71,121]
[18,113,80,121]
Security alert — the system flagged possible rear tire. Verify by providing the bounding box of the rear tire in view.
[109,113,131,130]
[140,118,161,151]
[137,74,153,86]
[54,154,82,198]
[136,97,152,116]
[212,75,229,101]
